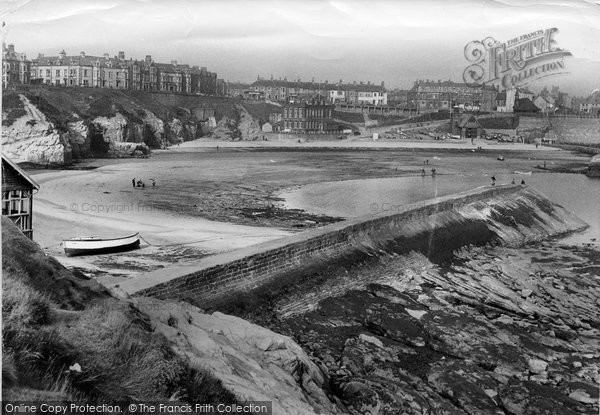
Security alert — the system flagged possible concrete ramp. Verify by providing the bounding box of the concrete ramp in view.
[117,185,587,306]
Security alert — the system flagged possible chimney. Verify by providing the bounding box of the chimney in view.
[80,51,86,58]
[171,60,177,66]
[8,44,15,53]
[118,51,125,59]
[381,81,385,87]
[59,50,66,58]
[145,55,152,63]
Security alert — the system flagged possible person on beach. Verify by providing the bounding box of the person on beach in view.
[151,179,156,187]
[421,168,426,176]
[132,178,136,187]
[511,178,516,185]
[521,179,526,185]
[431,168,436,176]
[491,176,496,186]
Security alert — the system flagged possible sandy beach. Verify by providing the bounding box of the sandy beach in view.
[32,165,291,286]
[176,136,559,151]
[30,141,591,287]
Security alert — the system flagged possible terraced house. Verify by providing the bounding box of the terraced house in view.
[17,47,219,95]
[251,76,387,105]
[408,79,498,112]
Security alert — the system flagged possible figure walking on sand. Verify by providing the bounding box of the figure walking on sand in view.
[491,175,496,186]
[421,168,426,176]
[132,178,136,187]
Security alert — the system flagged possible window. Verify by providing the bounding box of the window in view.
[46,69,50,76]
[56,70,60,76]
[84,69,89,76]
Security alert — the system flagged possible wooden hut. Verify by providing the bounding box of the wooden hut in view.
[1,154,40,239]
[457,114,482,139]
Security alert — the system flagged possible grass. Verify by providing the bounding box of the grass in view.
[1,217,239,404]
[2,92,27,126]
[332,111,365,123]
[240,101,282,124]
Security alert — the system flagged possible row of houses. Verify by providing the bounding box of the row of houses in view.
[230,77,388,106]
[2,43,225,95]
[387,79,499,112]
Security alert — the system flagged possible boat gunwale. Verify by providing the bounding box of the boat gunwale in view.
[62,232,140,243]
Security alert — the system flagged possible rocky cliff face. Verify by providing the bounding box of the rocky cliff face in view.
[1,94,71,164]
[1,89,226,165]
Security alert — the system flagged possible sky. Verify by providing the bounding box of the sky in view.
[1,0,600,96]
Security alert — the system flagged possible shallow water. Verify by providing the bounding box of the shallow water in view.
[279,173,600,246]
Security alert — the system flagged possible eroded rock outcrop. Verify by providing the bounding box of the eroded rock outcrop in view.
[89,113,150,157]
[272,244,600,414]
[1,89,226,164]
[587,154,600,177]
[1,94,70,164]
[132,297,339,415]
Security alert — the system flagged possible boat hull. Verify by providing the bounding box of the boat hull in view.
[63,233,140,256]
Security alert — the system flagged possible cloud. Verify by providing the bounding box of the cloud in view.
[2,0,599,94]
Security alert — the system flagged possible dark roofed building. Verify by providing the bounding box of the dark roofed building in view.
[282,96,337,133]
[456,114,482,139]
[514,98,540,113]
[2,154,40,239]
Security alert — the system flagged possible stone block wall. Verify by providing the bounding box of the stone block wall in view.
[131,185,522,305]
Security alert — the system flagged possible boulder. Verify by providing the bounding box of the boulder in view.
[132,297,338,415]
[587,154,600,177]
[528,359,548,375]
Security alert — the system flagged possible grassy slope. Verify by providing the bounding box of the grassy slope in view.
[239,100,282,124]
[2,92,27,126]
[3,86,240,128]
[1,217,238,403]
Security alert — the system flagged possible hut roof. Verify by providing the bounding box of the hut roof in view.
[457,114,481,129]
[1,154,40,192]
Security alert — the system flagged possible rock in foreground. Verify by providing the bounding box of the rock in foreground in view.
[133,297,339,415]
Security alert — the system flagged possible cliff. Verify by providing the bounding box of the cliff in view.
[1,87,244,165]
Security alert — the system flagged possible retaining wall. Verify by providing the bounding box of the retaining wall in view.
[123,185,525,305]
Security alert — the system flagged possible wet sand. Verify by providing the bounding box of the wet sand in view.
[30,143,591,285]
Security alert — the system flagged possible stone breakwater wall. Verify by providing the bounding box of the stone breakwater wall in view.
[122,185,586,306]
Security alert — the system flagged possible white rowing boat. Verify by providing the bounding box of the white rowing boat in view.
[63,232,140,256]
